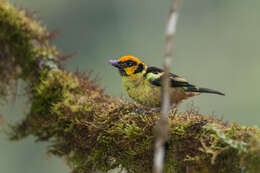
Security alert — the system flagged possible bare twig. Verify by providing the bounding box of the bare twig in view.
[153,0,181,173]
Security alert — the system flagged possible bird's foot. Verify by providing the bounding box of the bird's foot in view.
[150,107,161,113]
[135,108,148,114]
[169,102,180,115]
[134,107,161,115]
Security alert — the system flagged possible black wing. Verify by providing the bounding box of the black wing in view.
[144,66,195,88]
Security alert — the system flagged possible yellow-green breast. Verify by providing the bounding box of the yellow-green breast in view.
[122,73,195,108]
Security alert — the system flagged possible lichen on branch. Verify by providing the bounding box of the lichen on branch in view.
[1,1,260,173]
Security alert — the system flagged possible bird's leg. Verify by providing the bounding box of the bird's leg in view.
[135,108,148,114]
[150,107,161,113]
[170,101,181,115]
[135,107,160,115]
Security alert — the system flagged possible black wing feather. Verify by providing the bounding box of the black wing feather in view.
[144,66,225,96]
[145,66,194,88]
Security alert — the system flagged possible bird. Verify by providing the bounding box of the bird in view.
[109,55,224,108]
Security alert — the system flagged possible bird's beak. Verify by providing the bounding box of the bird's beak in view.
[109,59,119,68]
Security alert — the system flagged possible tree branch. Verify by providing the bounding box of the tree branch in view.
[1,1,260,173]
[153,0,181,173]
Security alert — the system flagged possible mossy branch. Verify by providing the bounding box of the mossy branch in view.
[1,1,260,173]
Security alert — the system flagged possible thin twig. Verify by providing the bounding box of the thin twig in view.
[153,0,181,173]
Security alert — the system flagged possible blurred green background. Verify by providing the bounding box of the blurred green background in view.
[1,0,260,172]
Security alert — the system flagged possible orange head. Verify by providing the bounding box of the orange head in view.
[109,56,145,76]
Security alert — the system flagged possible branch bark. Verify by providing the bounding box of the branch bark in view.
[1,1,260,173]
[153,0,181,173]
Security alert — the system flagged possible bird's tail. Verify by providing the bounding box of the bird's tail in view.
[185,86,225,96]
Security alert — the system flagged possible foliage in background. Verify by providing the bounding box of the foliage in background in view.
[1,1,260,172]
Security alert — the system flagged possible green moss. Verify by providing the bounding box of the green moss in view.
[1,1,260,173]
[0,0,58,98]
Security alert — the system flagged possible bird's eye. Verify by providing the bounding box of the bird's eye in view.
[125,60,136,67]
[129,62,134,66]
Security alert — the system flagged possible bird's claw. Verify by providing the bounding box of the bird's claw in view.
[133,107,161,115]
